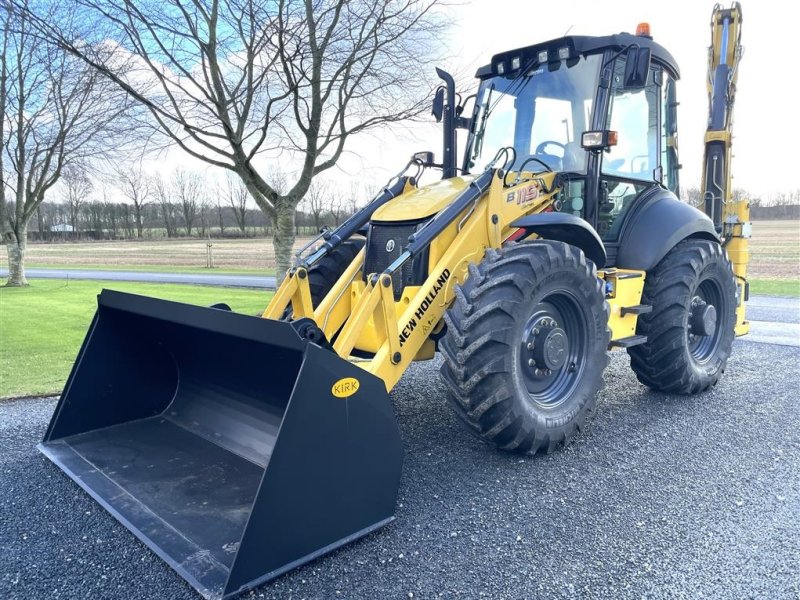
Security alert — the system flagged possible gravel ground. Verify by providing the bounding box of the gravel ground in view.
[2,339,799,600]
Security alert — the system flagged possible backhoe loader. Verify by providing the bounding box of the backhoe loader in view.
[40,5,748,599]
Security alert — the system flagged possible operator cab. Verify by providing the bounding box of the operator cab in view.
[463,29,681,254]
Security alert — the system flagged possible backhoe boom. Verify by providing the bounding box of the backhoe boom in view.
[701,2,749,335]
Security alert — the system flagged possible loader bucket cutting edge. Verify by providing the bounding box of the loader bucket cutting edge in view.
[38,289,404,600]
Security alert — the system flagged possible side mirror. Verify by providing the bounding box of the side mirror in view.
[413,151,435,166]
[432,87,445,122]
[623,46,651,89]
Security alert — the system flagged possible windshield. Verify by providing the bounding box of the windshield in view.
[465,54,602,174]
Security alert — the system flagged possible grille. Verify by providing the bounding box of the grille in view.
[364,220,430,300]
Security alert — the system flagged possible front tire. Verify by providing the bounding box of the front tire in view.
[439,241,610,455]
[283,238,364,320]
[628,239,736,394]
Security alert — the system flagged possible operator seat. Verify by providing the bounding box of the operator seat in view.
[561,141,586,172]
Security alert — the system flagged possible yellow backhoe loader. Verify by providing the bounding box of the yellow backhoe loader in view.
[39,5,748,599]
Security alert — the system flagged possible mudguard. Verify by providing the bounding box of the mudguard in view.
[511,212,607,267]
[616,189,718,271]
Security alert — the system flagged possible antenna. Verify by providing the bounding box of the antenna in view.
[563,25,574,36]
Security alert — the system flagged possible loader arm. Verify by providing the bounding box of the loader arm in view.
[266,166,564,391]
[701,2,749,335]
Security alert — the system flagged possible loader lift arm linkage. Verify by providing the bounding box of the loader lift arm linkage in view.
[265,161,543,392]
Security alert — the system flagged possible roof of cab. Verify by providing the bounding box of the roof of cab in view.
[475,32,680,80]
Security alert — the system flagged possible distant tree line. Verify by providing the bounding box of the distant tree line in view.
[680,186,800,219]
[15,168,372,241]
[15,178,800,243]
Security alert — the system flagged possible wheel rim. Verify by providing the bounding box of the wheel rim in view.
[687,277,724,363]
[518,291,589,409]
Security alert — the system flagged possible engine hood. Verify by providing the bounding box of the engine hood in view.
[371,176,475,222]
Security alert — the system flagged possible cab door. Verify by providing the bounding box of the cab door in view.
[596,58,664,241]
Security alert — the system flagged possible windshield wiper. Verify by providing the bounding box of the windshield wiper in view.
[472,83,495,160]
[471,57,540,169]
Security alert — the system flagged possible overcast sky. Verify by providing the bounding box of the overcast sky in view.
[150,0,791,202]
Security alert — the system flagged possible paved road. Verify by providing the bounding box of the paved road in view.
[746,295,800,347]
[3,264,799,319]
[5,264,798,346]
[0,267,277,289]
[1,304,798,599]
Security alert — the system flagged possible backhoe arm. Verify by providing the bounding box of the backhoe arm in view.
[701,2,749,335]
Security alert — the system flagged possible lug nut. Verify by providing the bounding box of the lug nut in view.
[527,342,534,351]
[533,328,540,336]
[534,368,542,377]
[528,359,535,367]
[545,369,552,376]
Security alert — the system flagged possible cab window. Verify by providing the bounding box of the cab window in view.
[661,75,680,194]
[603,60,660,182]
[597,59,661,240]
[466,54,601,174]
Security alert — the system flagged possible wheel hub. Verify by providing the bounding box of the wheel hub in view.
[689,297,717,337]
[524,317,570,375]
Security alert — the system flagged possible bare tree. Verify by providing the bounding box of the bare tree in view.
[327,188,348,226]
[0,5,136,285]
[35,204,44,236]
[119,203,134,238]
[304,180,329,233]
[61,165,92,232]
[102,186,119,238]
[224,173,250,235]
[198,194,211,238]
[680,186,701,207]
[119,167,151,238]
[345,181,363,218]
[152,174,178,238]
[173,169,201,236]
[216,199,226,235]
[0,12,10,255]
[22,0,445,279]
[85,200,104,235]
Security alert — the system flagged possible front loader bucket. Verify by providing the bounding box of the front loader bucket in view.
[39,290,403,600]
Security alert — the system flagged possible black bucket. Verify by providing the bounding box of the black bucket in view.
[39,290,404,599]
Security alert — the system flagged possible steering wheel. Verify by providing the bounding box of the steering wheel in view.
[518,156,553,173]
[535,140,566,157]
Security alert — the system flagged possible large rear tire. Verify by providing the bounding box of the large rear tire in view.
[439,241,610,455]
[628,239,736,394]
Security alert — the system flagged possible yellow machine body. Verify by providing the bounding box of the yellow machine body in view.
[266,3,750,392]
[265,172,648,392]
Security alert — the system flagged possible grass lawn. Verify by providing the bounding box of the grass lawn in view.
[749,278,800,297]
[0,280,273,399]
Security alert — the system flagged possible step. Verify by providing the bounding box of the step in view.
[609,334,648,349]
[620,304,653,316]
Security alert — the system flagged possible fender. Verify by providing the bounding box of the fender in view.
[510,212,607,267]
[616,188,718,271]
